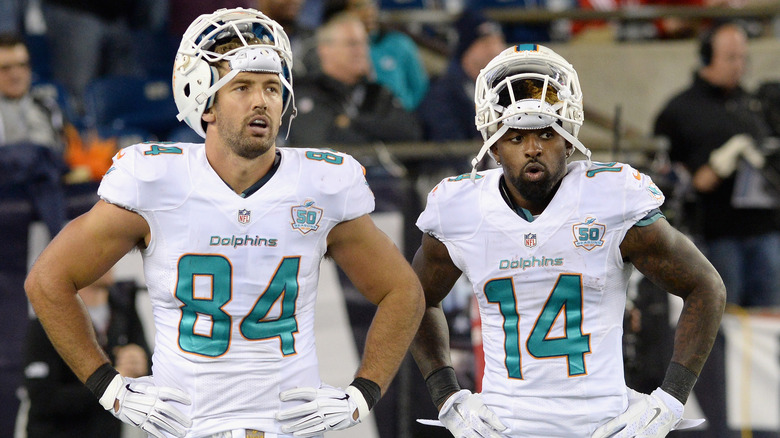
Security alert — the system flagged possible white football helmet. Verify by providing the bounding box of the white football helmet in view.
[173,7,296,139]
[471,44,590,178]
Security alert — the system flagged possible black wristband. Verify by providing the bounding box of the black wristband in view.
[85,363,119,400]
[661,362,698,404]
[424,366,461,408]
[349,377,381,411]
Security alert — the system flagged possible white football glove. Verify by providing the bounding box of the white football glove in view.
[276,383,369,437]
[99,375,192,438]
[438,389,508,438]
[591,387,690,438]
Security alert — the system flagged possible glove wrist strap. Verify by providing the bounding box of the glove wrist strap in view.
[85,363,120,402]
[98,374,124,411]
[345,385,370,420]
[349,377,380,411]
[661,362,698,404]
[425,366,461,408]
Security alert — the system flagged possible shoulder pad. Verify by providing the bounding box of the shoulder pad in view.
[98,142,194,211]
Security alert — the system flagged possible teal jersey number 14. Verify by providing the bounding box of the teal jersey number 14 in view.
[484,274,591,379]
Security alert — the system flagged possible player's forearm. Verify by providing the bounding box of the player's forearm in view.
[410,305,463,409]
[670,284,726,376]
[26,276,111,382]
[356,284,424,394]
[410,304,455,378]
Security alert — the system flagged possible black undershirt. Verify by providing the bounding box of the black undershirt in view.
[234,150,281,198]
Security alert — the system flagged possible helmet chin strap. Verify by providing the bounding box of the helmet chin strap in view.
[470,124,508,181]
[550,122,591,164]
[470,122,592,181]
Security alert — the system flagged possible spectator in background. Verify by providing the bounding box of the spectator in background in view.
[22,271,150,438]
[40,0,152,114]
[0,33,65,152]
[417,9,505,143]
[321,0,429,110]
[289,12,422,147]
[654,21,780,307]
[256,0,316,79]
[0,34,70,433]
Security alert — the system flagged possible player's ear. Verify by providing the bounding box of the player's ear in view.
[202,107,215,123]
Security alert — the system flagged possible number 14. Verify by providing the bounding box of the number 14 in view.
[483,274,591,378]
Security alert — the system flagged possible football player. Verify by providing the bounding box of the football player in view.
[24,7,424,438]
[410,44,726,437]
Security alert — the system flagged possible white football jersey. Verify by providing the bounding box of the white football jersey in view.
[417,161,665,436]
[98,143,374,436]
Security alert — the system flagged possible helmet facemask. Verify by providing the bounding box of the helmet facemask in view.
[173,8,296,139]
[471,45,590,179]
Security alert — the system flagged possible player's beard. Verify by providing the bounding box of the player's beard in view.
[218,114,278,160]
[506,159,567,205]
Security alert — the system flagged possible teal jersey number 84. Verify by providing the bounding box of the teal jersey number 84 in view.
[176,254,300,357]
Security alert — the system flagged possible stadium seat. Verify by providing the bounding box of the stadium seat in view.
[82,75,185,140]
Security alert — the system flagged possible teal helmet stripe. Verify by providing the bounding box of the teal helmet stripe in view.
[515,43,539,52]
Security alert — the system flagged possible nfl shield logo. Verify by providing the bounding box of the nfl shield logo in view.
[524,233,537,248]
[238,209,251,224]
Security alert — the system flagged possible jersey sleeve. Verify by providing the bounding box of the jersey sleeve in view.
[300,149,374,222]
[340,153,375,221]
[621,163,666,226]
[97,143,192,212]
[416,179,446,239]
[416,173,484,241]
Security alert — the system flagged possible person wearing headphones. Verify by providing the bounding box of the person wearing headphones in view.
[654,21,780,308]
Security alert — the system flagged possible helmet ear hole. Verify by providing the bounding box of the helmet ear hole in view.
[183,83,191,98]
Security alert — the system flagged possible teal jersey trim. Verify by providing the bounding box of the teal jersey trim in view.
[635,208,665,227]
